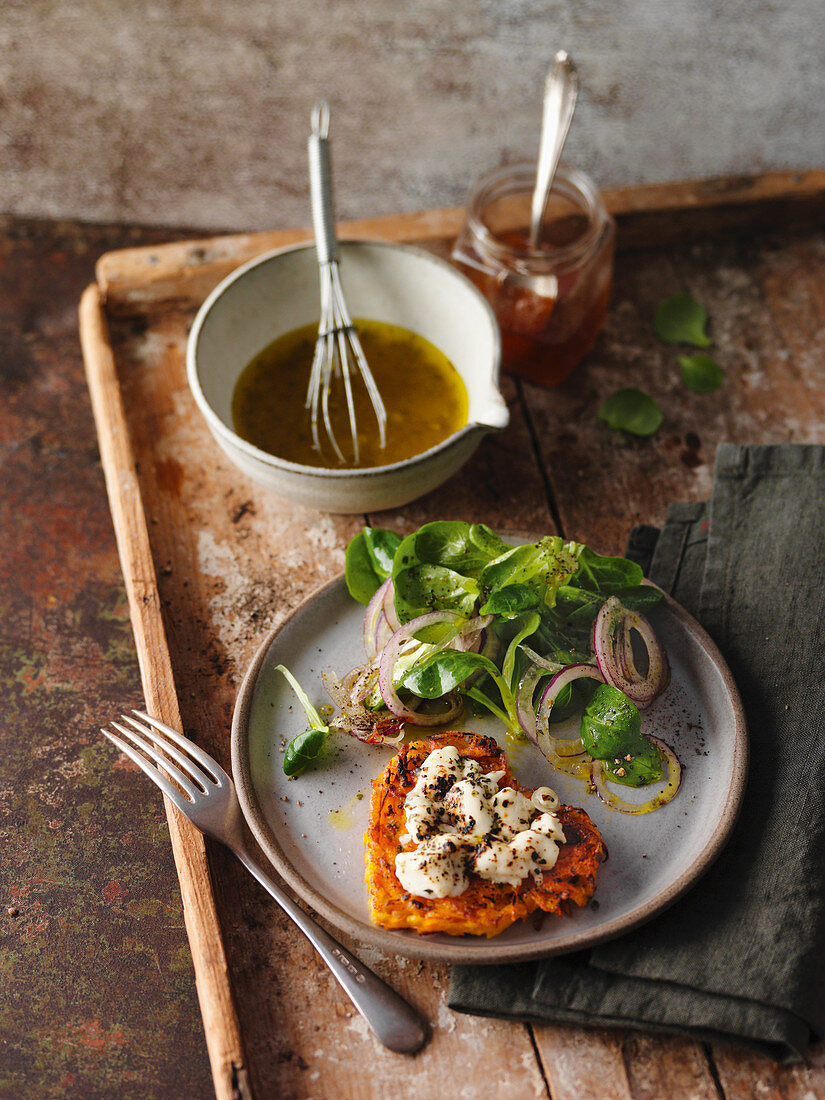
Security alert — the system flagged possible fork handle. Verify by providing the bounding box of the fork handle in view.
[232,846,428,1054]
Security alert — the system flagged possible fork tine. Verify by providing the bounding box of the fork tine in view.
[131,710,230,785]
[102,729,193,814]
[119,713,216,790]
[109,720,201,802]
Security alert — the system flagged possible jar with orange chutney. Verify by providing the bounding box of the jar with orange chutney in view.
[452,162,615,386]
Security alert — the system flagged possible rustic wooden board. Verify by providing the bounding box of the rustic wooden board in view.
[81,171,825,1099]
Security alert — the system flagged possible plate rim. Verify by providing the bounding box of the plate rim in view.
[231,573,748,964]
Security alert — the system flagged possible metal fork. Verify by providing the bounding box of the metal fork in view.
[102,711,428,1054]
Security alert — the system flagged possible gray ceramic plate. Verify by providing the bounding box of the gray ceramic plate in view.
[231,577,747,963]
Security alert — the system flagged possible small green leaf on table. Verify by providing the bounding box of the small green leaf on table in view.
[654,293,712,347]
[679,353,724,393]
[598,388,663,437]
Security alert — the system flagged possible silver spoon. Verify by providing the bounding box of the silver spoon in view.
[528,51,579,249]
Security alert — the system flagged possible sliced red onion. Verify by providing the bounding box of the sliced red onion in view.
[322,669,407,745]
[590,736,682,814]
[363,579,391,659]
[451,614,493,653]
[530,786,560,813]
[347,662,380,705]
[378,612,466,724]
[516,663,545,745]
[343,718,406,746]
[535,663,604,757]
[374,613,393,654]
[382,578,400,631]
[592,597,669,708]
[323,669,377,725]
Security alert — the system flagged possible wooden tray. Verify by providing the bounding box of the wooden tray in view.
[80,170,825,1100]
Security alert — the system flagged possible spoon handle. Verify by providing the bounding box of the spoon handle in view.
[529,51,579,249]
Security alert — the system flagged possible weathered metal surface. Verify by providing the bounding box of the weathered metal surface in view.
[0,218,213,1098]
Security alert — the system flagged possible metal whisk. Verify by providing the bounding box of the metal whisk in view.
[306,101,387,465]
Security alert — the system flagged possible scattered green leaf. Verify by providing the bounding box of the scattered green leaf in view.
[598,388,663,437]
[654,293,712,347]
[275,664,330,777]
[284,728,328,777]
[679,354,724,393]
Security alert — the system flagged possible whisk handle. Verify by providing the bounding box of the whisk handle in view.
[308,102,339,266]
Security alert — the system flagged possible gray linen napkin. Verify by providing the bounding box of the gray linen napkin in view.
[448,444,825,1062]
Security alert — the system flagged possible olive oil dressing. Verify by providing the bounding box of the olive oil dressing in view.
[232,319,469,468]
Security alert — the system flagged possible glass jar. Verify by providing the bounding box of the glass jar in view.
[452,162,615,386]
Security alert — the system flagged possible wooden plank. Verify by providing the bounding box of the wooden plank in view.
[531,1028,721,1100]
[531,1026,634,1100]
[95,169,825,318]
[78,287,252,1100]
[712,1045,825,1100]
[620,1035,720,1100]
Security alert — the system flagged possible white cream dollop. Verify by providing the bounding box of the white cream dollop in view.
[395,833,470,898]
[395,748,565,899]
[403,746,474,843]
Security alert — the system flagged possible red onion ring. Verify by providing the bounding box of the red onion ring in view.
[592,597,669,708]
[515,663,545,745]
[363,579,391,659]
[590,736,682,814]
[374,613,393,654]
[536,663,604,757]
[347,662,380,705]
[378,612,466,724]
[382,578,400,631]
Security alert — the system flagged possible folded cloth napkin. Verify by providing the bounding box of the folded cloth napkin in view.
[449,444,825,1062]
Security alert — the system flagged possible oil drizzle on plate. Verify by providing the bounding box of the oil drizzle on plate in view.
[328,790,366,832]
[232,318,468,468]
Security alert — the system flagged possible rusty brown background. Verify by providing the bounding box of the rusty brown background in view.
[0,219,213,1097]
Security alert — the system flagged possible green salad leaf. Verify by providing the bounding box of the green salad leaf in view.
[275,664,330,777]
[402,650,499,699]
[345,527,400,604]
[580,683,663,787]
[284,728,328,777]
[598,388,663,437]
[392,521,489,624]
[393,562,480,624]
[679,353,724,393]
[654,293,712,347]
[334,524,672,793]
[479,537,582,608]
[480,583,541,616]
[569,546,643,593]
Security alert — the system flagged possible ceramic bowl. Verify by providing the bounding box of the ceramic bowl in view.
[186,240,508,513]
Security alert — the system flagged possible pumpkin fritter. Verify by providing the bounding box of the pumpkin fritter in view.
[364,731,607,937]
